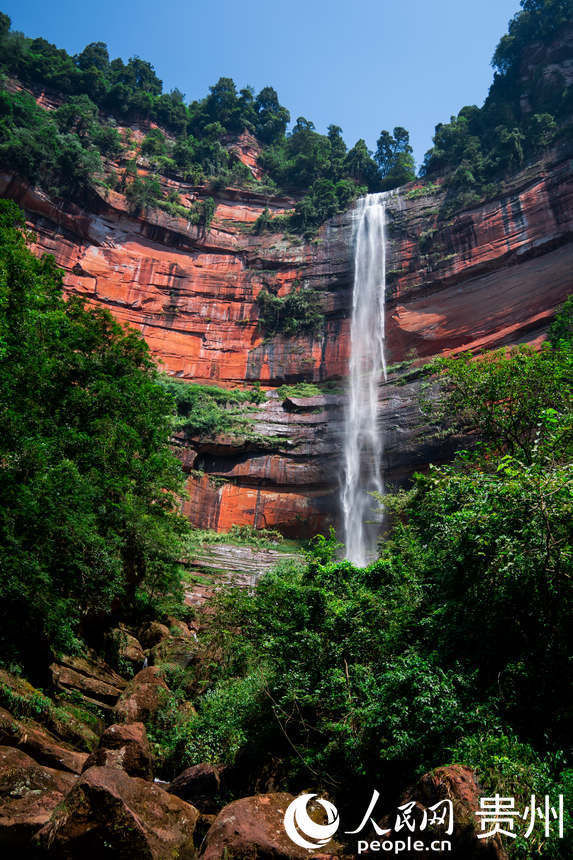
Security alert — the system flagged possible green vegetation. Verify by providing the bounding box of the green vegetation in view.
[160,377,265,438]
[0,673,100,748]
[0,88,103,202]
[256,284,324,337]
[1,2,571,235]
[149,300,572,858]
[0,200,189,667]
[375,126,416,189]
[0,13,415,236]
[421,0,573,216]
[186,524,284,550]
[276,381,343,399]
[404,181,441,199]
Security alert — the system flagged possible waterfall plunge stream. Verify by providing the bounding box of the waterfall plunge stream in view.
[341,192,390,566]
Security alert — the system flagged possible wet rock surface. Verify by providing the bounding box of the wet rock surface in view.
[184,541,302,607]
[3,148,570,536]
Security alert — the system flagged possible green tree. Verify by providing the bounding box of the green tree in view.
[343,138,380,189]
[76,41,110,73]
[254,86,290,144]
[375,126,416,189]
[427,342,571,462]
[0,201,188,667]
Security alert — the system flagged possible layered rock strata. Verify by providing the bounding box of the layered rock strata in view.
[1,145,571,535]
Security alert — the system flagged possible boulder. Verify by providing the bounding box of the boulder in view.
[108,625,146,674]
[0,668,99,751]
[378,765,508,858]
[200,793,340,859]
[166,616,194,638]
[169,763,226,813]
[149,635,197,669]
[0,745,76,849]
[50,652,127,710]
[81,722,153,780]
[35,765,199,858]
[138,620,172,650]
[114,667,168,723]
[0,707,87,774]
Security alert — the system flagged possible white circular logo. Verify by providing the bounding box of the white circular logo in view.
[283,793,339,850]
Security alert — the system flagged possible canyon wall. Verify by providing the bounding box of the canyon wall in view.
[1,144,572,536]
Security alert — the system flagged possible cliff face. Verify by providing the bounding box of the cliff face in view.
[2,146,572,536]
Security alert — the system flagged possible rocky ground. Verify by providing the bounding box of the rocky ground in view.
[0,540,508,858]
[184,540,301,607]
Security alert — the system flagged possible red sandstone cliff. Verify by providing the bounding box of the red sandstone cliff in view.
[1,141,571,536]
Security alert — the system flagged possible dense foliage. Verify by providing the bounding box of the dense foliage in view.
[256,283,324,337]
[421,0,573,215]
[160,377,265,438]
[0,12,412,235]
[1,3,571,232]
[0,88,103,203]
[150,302,572,857]
[0,201,189,667]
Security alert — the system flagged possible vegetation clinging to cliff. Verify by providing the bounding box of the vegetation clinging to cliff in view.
[1,2,571,232]
[161,378,265,439]
[421,0,573,216]
[0,11,414,230]
[256,283,324,337]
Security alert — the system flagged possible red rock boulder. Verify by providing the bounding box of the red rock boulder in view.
[35,765,199,858]
[114,666,168,724]
[81,721,153,780]
[0,745,76,849]
[50,652,127,711]
[0,707,87,774]
[168,763,226,813]
[378,765,507,858]
[138,620,172,649]
[200,792,340,859]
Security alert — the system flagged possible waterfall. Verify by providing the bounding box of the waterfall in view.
[341,192,390,566]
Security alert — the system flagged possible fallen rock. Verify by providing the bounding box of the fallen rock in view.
[166,616,194,638]
[169,763,226,813]
[82,721,153,780]
[200,793,340,859]
[0,707,87,774]
[0,745,76,849]
[108,625,146,675]
[35,765,199,858]
[378,765,507,858]
[0,668,99,751]
[139,620,172,649]
[149,635,198,669]
[114,667,168,723]
[50,651,127,710]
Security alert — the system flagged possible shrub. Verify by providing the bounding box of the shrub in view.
[256,284,324,337]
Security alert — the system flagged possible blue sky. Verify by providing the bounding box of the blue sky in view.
[2,0,522,167]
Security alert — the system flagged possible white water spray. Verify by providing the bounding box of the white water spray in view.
[341,192,390,566]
